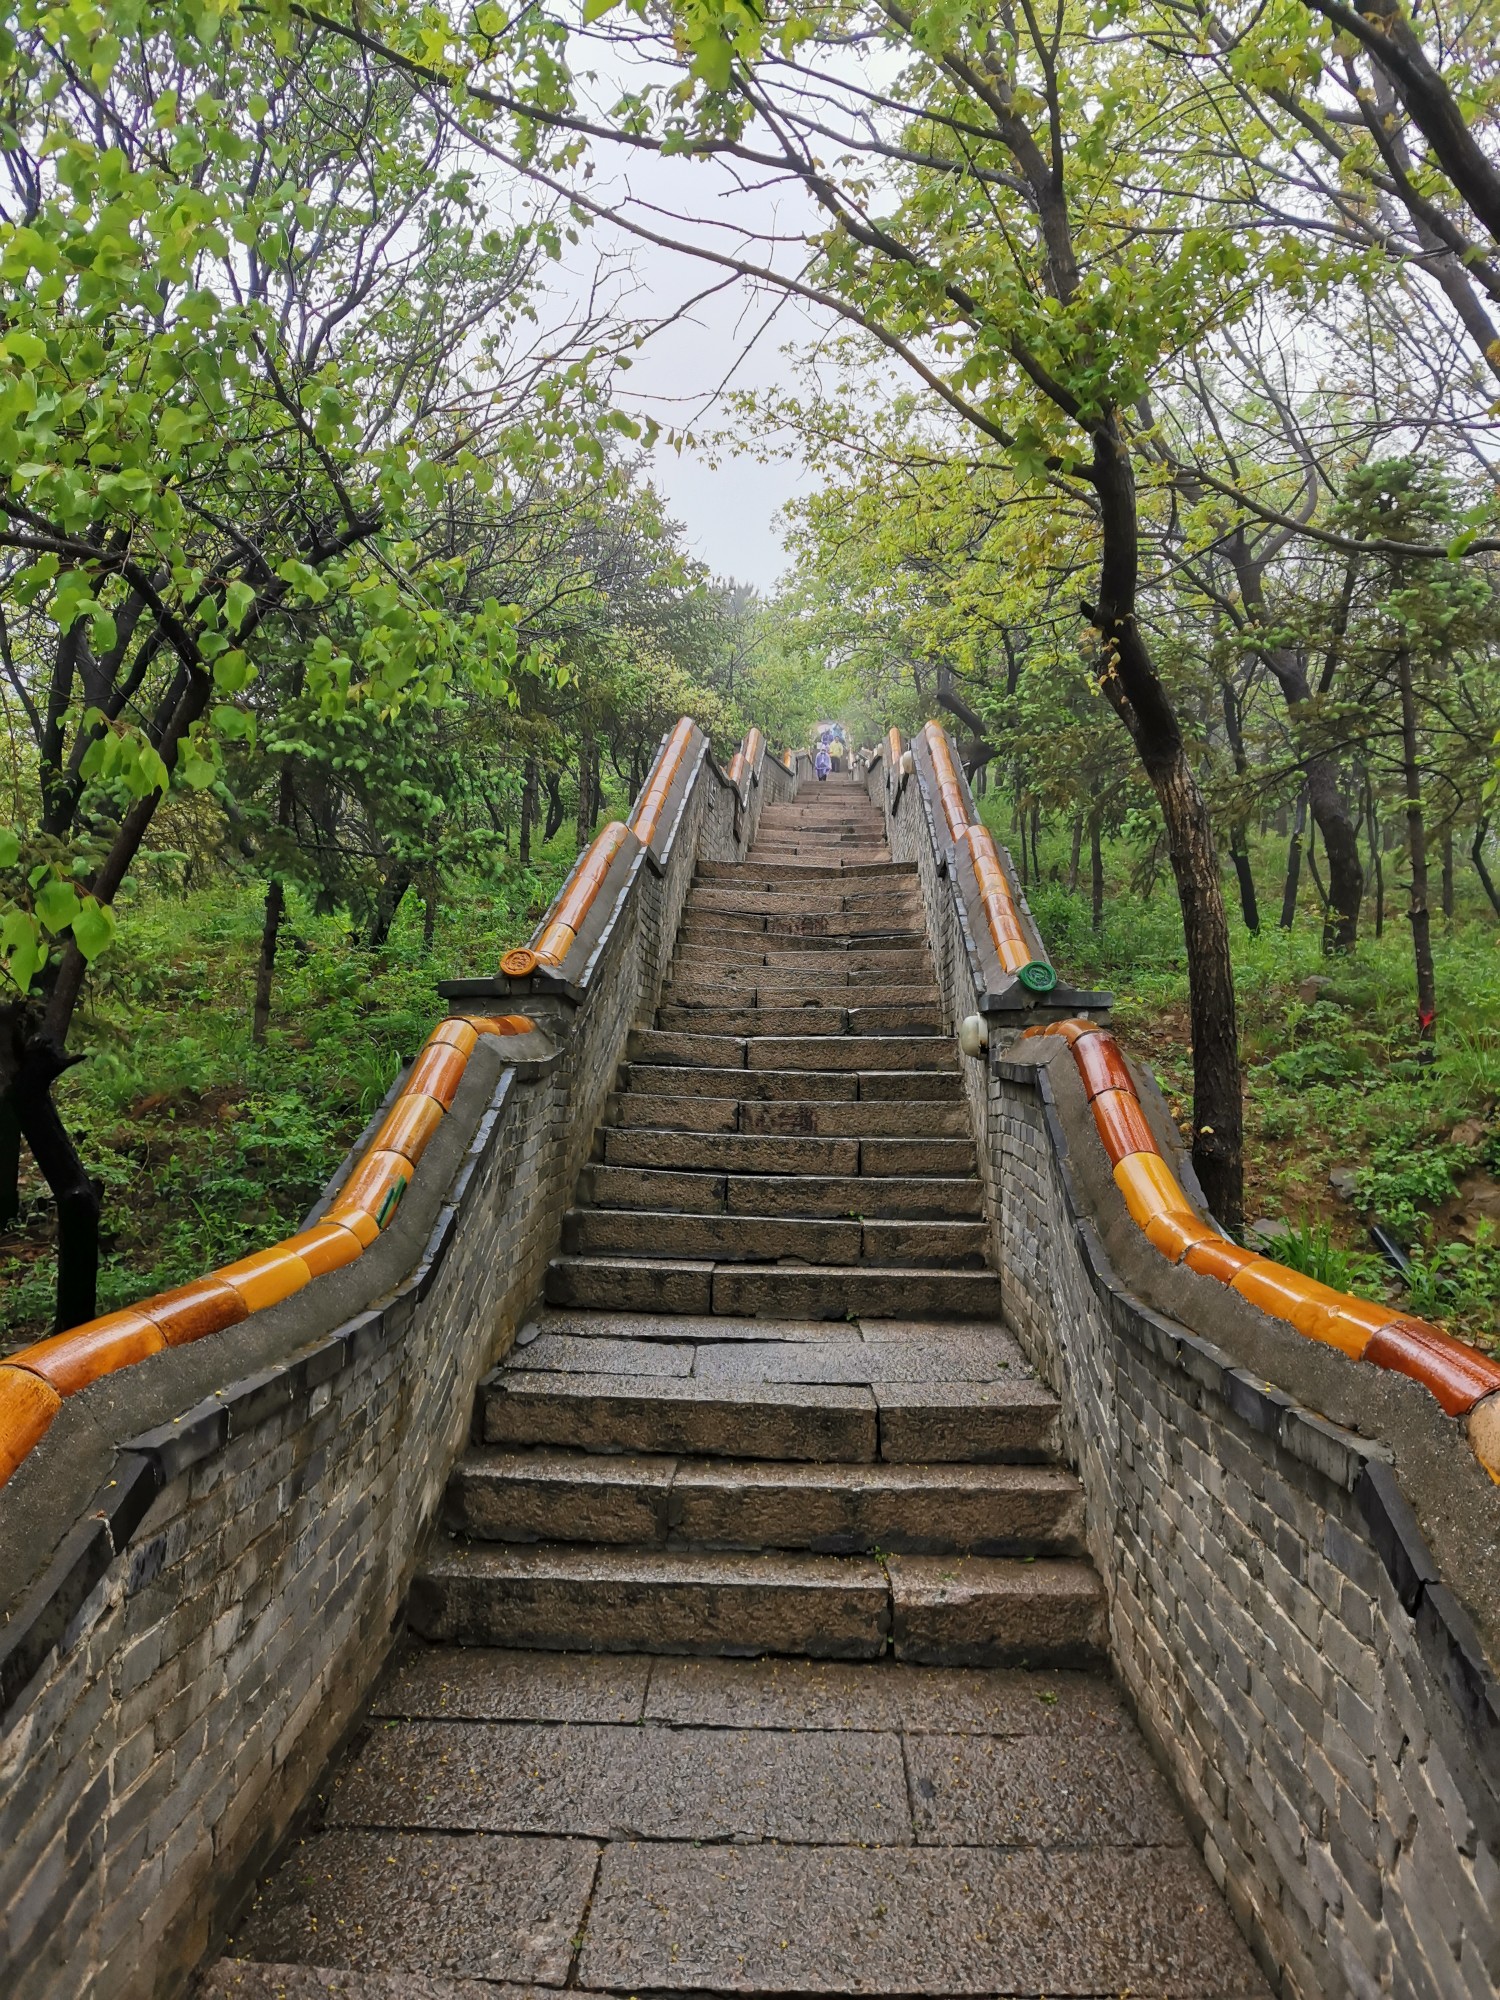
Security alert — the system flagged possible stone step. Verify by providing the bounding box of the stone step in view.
[620,1061,961,1100]
[664,979,941,1007]
[562,1209,989,1267]
[601,1128,973,1176]
[605,1095,970,1139]
[697,858,907,880]
[581,1166,982,1218]
[674,942,932,973]
[410,1544,892,1658]
[481,1367,878,1457]
[655,1003,942,1037]
[629,1030,951,1073]
[678,913,923,943]
[687,887,921,917]
[411,1543,1103,1663]
[544,1254,1003,1321]
[446,1448,1085,1555]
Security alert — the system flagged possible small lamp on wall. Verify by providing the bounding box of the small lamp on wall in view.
[958,1013,989,1059]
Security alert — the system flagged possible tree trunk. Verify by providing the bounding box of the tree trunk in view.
[576,732,596,844]
[519,756,537,865]
[1219,682,1260,933]
[1396,648,1437,1043]
[1472,819,1500,919]
[367,867,413,950]
[2,1005,100,1330]
[0,1093,20,1231]
[543,769,564,842]
[1090,814,1104,932]
[252,878,285,1046]
[1279,793,1306,930]
[1441,826,1454,920]
[1090,420,1242,1225]
[1307,756,1363,951]
[422,871,439,952]
[1067,816,1083,895]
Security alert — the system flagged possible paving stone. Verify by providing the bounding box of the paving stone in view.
[722,1174,982,1219]
[229,1830,596,1984]
[712,1265,1002,1323]
[565,1209,865,1264]
[577,1841,1270,1994]
[604,1130,860,1175]
[668,1459,1084,1555]
[738,1100,968,1139]
[748,1035,947,1073]
[411,1545,890,1657]
[610,1091,741,1132]
[445,1448,676,1544]
[906,1730,1188,1847]
[325,1718,912,1845]
[691,1332,1031,1388]
[860,1137,975,1174]
[371,1646,650,1724]
[506,1334,695,1376]
[876,1381,1060,1461]
[888,1555,1107,1665]
[198,1966,540,2000]
[641,1659,1129,1736]
[582,1165,728,1211]
[528,1308,854,1345]
[545,1253,713,1314]
[480,1371,877,1460]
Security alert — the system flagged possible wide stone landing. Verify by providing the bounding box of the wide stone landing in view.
[204,1648,1270,1997]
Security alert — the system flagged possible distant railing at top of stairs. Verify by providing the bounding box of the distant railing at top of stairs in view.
[0,721,787,1489]
[874,721,1500,1483]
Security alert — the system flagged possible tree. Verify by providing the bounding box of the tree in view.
[0,6,593,1323]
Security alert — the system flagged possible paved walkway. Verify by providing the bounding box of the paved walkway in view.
[200,777,1269,1998]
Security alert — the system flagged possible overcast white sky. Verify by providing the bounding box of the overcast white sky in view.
[529,47,854,595]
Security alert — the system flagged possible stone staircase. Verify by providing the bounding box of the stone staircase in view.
[205,774,1271,2000]
[411,775,1103,1663]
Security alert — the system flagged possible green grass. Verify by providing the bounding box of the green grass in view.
[988,809,1500,1356]
[0,833,578,1351]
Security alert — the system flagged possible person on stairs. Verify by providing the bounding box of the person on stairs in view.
[814,742,831,781]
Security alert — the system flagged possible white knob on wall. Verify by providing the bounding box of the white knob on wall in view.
[958,1013,989,1058]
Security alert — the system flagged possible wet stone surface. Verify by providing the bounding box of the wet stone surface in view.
[227,1829,597,1983]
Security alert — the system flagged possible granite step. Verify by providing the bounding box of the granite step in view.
[562,1209,989,1267]
[544,1253,1004,1321]
[446,1448,1086,1555]
[673,943,933,973]
[411,1543,1103,1663]
[687,886,922,917]
[695,857,917,879]
[677,914,924,943]
[620,1072,964,1104]
[628,1030,952,1072]
[603,1095,970,1138]
[655,1003,942,1036]
[604,1128,980,1168]
[663,979,940,1007]
[580,1166,983,1218]
[411,1543,892,1657]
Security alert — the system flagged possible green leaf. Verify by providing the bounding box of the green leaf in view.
[34,876,82,935]
[0,830,19,869]
[70,896,117,963]
[223,580,256,633]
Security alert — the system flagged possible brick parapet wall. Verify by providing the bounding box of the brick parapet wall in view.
[0,744,795,1999]
[870,752,1500,1999]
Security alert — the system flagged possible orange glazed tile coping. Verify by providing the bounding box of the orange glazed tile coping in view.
[0,1012,535,1489]
[915,722,1054,987]
[1020,1019,1500,1477]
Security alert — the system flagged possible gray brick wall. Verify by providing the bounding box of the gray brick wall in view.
[869,749,1500,2000]
[0,742,795,2000]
